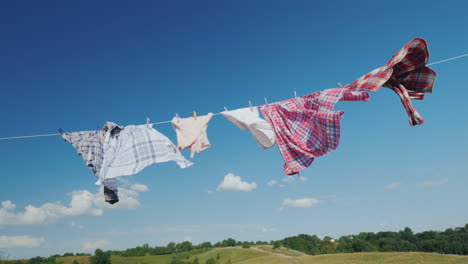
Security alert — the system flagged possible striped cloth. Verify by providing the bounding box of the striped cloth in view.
[345,38,437,126]
[260,88,369,175]
[62,122,122,204]
[98,124,193,184]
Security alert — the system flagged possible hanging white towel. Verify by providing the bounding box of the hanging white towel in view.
[221,107,275,149]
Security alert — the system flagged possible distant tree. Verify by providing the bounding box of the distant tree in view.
[28,257,44,264]
[351,239,377,252]
[242,242,251,249]
[272,241,281,249]
[167,242,176,253]
[142,243,150,253]
[221,238,236,247]
[63,253,75,257]
[176,241,193,252]
[90,249,111,264]
[235,241,242,246]
[200,242,213,249]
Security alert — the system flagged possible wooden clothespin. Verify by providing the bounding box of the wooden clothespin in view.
[193,111,197,120]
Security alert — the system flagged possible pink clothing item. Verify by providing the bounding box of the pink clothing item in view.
[171,113,214,158]
[260,88,369,175]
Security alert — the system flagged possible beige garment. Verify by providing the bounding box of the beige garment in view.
[171,113,214,158]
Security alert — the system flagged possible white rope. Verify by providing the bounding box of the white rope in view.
[427,53,468,66]
[0,133,62,140]
[0,52,467,141]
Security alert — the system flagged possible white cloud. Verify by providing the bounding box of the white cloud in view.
[69,221,84,230]
[217,173,257,192]
[279,184,285,188]
[81,240,110,251]
[384,182,400,190]
[282,198,320,209]
[0,235,45,248]
[282,177,295,184]
[267,180,277,186]
[131,184,149,192]
[183,236,192,242]
[299,176,308,182]
[423,178,448,187]
[0,185,148,225]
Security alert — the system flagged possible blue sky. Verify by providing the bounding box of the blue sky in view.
[1,0,468,259]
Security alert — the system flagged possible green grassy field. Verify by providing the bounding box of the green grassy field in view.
[52,247,468,264]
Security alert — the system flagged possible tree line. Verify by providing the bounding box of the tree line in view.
[276,224,468,255]
[3,223,467,263]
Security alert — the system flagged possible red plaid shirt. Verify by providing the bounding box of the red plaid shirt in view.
[345,38,437,126]
[260,88,369,175]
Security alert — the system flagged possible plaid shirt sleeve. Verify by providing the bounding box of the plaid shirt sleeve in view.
[345,38,437,126]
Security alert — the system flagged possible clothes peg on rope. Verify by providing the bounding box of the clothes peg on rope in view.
[224,106,228,111]
[249,100,253,111]
[264,97,268,105]
[146,117,150,128]
[193,111,197,120]
[294,91,297,98]
[57,128,63,134]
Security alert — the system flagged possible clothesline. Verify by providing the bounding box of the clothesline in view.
[0,52,466,141]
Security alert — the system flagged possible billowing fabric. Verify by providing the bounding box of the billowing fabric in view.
[98,124,193,184]
[171,113,214,158]
[260,88,369,175]
[221,107,275,149]
[345,38,437,126]
[62,122,122,204]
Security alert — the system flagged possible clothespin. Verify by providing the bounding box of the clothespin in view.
[224,106,228,111]
[294,91,297,98]
[193,111,197,120]
[338,82,343,87]
[146,117,150,128]
[57,128,63,134]
[264,97,268,105]
[175,113,180,120]
[248,100,253,111]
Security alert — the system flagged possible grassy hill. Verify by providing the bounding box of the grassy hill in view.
[54,246,468,264]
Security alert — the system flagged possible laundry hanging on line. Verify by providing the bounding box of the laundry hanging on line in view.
[221,107,275,149]
[57,37,438,204]
[260,87,370,175]
[171,113,214,158]
[344,37,437,126]
[62,122,193,204]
